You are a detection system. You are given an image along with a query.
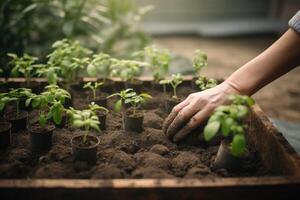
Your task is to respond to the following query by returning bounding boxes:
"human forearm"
[226,28,300,95]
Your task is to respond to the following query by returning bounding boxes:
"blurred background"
[1,0,300,145]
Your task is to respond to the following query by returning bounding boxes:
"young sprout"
[193,49,208,76]
[107,88,136,112]
[88,102,109,114]
[67,107,100,143]
[159,73,183,99]
[47,39,92,90]
[87,53,113,81]
[204,95,255,157]
[83,82,104,100]
[124,92,152,115]
[110,59,147,82]
[195,76,218,91]
[36,64,60,85]
[8,53,38,86]
[26,85,70,127]
[0,88,33,117]
[133,45,170,83]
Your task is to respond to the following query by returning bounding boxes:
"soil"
[0,84,278,179]
[72,135,99,148]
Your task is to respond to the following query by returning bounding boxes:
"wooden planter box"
[0,77,300,200]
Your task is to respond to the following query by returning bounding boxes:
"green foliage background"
[0,0,152,76]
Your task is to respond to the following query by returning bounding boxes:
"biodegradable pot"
[123,109,144,133]
[71,134,100,163]
[96,110,107,130]
[4,110,28,132]
[29,124,55,151]
[165,97,181,113]
[212,141,243,172]
[0,122,12,149]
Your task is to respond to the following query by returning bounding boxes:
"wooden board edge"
[0,177,300,189]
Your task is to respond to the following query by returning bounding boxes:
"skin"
[163,28,300,143]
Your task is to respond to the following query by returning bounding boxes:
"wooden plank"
[248,105,300,175]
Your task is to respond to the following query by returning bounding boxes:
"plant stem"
[163,85,166,95]
[173,86,177,98]
[93,89,96,100]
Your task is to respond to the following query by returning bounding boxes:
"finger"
[166,104,198,139]
[173,106,214,143]
[162,99,189,134]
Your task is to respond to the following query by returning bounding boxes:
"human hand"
[162,81,240,143]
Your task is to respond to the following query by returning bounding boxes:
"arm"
[163,12,300,143]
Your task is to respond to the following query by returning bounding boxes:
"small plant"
[87,53,113,81]
[133,45,170,83]
[107,88,136,112]
[159,73,183,98]
[110,59,147,82]
[193,50,208,76]
[83,82,104,100]
[195,76,218,91]
[88,102,109,114]
[67,107,100,143]
[8,53,38,86]
[0,88,32,117]
[47,39,92,90]
[204,95,255,157]
[26,85,71,127]
[36,64,60,85]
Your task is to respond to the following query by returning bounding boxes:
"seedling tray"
[0,77,299,200]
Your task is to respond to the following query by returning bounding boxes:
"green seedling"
[36,64,60,85]
[67,107,100,143]
[88,102,109,115]
[8,53,38,86]
[193,49,208,76]
[133,45,170,83]
[107,88,136,112]
[204,95,255,157]
[47,39,92,90]
[195,76,218,91]
[83,82,104,100]
[87,53,113,81]
[110,59,147,82]
[26,85,70,127]
[159,73,183,98]
[0,88,32,117]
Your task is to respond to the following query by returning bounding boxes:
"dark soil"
[0,84,277,179]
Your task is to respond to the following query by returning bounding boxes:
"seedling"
[83,82,104,100]
[47,39,92,90]
[88,102,109,114]
[159,73,183,98]
[36,64,60,85]
[67,107,100,143]
[133,45,170,83]
[26,85,70,127]
[0,88,32,117]
[124,92,152,116]
[107,88,136,112]
[193,50,208,76]
[195,76,218,91]
[87,53,113,81]
[204,95,255,157]
[110,59,146,82]
[8,53,38,86]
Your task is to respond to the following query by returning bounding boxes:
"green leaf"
[114,99,122,113]
[39,114,47,127]
[221,117,234,137]
[25,98,32,107]
[231,134,246,157]
[52,105,62,125]
[204,121,220,141]
[32,98,40,108]
[237,105,248,118]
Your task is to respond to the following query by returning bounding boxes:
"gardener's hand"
[162,81,239,143]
